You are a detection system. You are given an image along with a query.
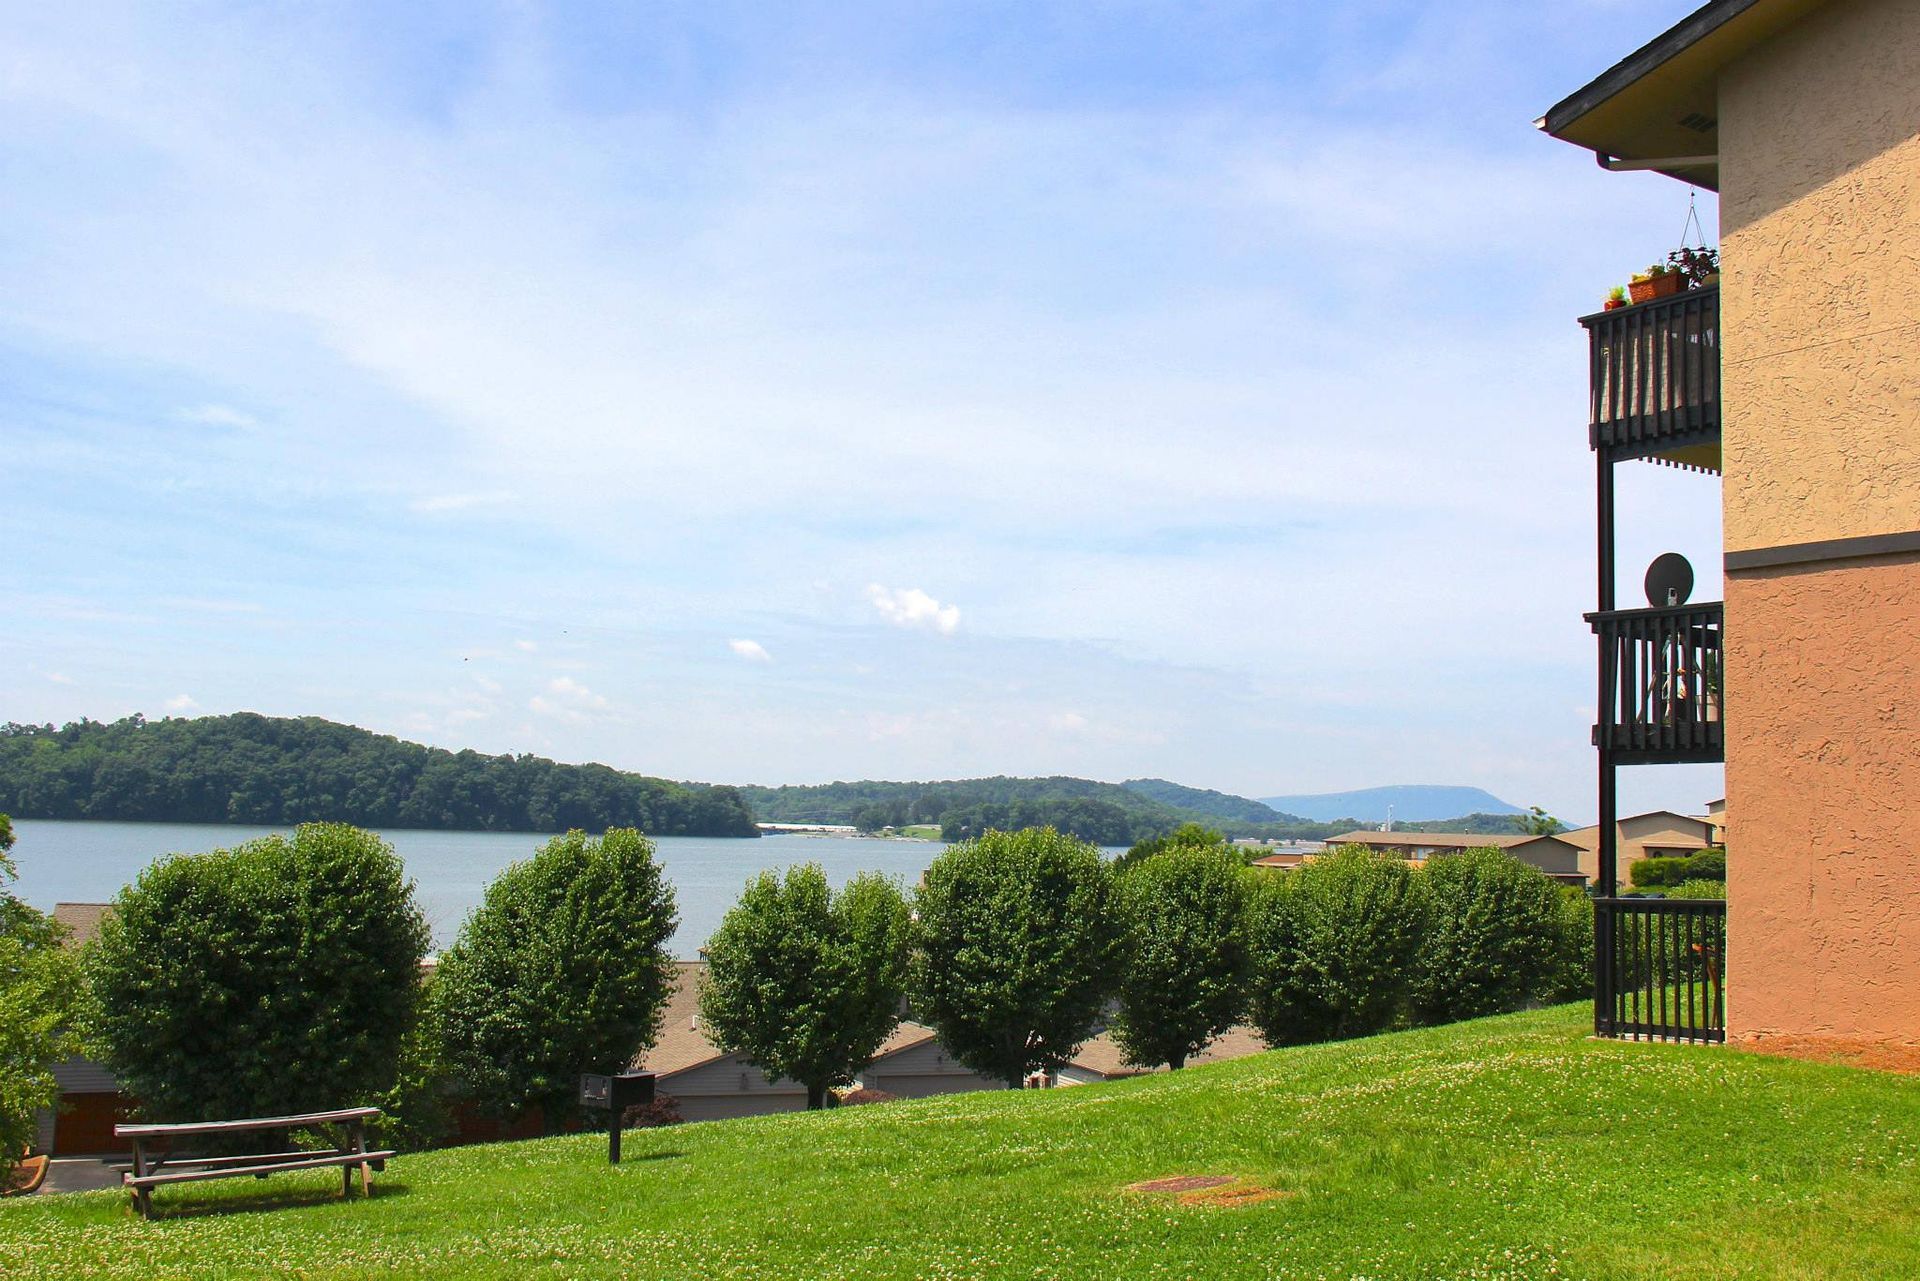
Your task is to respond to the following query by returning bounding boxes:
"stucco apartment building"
[1542,0,1920,1046]
[1559,809,1721,886]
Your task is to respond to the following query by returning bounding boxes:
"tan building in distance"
[1559,810,1720,887]
[1312,831,1589,887]
[1542,0,1920,1047]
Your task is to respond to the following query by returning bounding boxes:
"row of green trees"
[0,816,81,1189]
[2,820,1594,1173]
[0,715,759,836]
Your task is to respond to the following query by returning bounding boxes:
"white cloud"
[163,693,199,712]
[528,674,611,722]
[728,639,772,662]
[545,675,608,708]
[1047,711,1088,733]
[513,639,538,652]
[175,403,257,430]
[867,584,961,635]
[46,671,75,685]
[409,491,516,515]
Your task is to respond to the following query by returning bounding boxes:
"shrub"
[86,823,428,1124]
[0,850,80,1184]
[1246,846,1425,1045]
[623,1094,684,1127]
[1545,886,1596,1003]
[1114,822,1227,873]
[834,1087,899,1107]
[1629,856,1691,890]
[1111,844,1251,1069]
[1668,878,1726,901]
[700,866,912,1109]
[436,828,677,1129]
[1410,847,1568,1024]
[911,827,1121,1088]
[1683,848,1726,881]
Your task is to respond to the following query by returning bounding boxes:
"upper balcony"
[1579,285,1720,472]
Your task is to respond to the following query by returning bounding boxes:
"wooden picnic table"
[114,1106,393,1219]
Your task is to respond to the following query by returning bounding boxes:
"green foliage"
[436,829,678,1128]
[1683,847,1725,881]
[1246,846,1425,1045]
[1546,886,1596,1003]
[1630,848,1725,890]
[85,823,429,1124]
[1110,845,1251,1069]
[700,866,911,1108]
[0,850,80,1182]
[1668,878,1727,901]
[0,812,13,851]
[910,827,1121,1087]
[0,714,759,836]
[1515,806,1564,836]
[1113,821,1226,872]
[1409,848,1570,1024]
[376,981,454,1152]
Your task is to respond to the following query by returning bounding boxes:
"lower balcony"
[1589,601,1724,764]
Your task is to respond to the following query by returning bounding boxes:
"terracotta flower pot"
[1628,273,1685,304]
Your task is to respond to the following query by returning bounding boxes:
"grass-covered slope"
[9,1005,1920,1279]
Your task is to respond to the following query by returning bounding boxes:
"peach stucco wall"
[1724,553,1920,1043]
[1717,0,1920,553]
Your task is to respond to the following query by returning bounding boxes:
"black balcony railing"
[1581,286,1719,464]
[1589,602,1724,764]
[1595,897,1726,1042]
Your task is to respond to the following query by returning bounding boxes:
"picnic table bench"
[114,1106,393,1219]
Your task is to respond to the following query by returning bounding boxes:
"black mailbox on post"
[579,1071,655,1164]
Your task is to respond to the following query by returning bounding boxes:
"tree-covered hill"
[737,775,1312,845]
[0,714,760,837]
[1119,778,1299,825]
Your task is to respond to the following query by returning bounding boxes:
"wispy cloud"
[175,403,257,430]
[163,693,199,712]
[728,639,772,663]
[867,585,960,635]
[46,671,75,685]
[528,674,611,722]
[409,491,516,515]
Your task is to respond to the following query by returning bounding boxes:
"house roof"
[52,903,112,947]
[1535,0,1836,190]
[1324,831,1576,852]
[637,961,943,1080]
[1065,1025,1270,1078]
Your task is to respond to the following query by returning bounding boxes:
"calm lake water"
[7,820,953,958]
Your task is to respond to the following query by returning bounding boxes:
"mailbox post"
[578,1071,656,1164]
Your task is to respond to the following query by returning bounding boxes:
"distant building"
[1315,831,1588,887]
[1049,1025,1270,1086]
[1558,811,1719,887]
[42,904,130,1155]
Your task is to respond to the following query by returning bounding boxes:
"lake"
[6,820,953,958]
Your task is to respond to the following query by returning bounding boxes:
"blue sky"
[1,1,1724,822]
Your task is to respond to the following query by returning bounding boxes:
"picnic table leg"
[131,1139,151,1220]
[353,1120,372,1198]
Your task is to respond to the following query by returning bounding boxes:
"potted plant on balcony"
[1604,285,1629,311]
[1628,263,1684,304]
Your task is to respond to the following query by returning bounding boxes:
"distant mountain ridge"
[1258,785,1523,824]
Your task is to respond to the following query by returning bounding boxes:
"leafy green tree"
[1111,844,1251,1069]
[0,849,80,1184]
[1409,847,1568,1025]
[436,828,678,1128]
[0,813,14,851]
[700,866,911,1109]
[911,827,1121,1088]
[1113,821,1226,872]
[1246,846,1426,1045]
[85,823,429,1122]
[1515,806,1563,836]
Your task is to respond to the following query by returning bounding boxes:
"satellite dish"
[1644,553,1695,608]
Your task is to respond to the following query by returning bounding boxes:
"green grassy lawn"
[8,1004,1920,1279]
[894,824,943,840]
